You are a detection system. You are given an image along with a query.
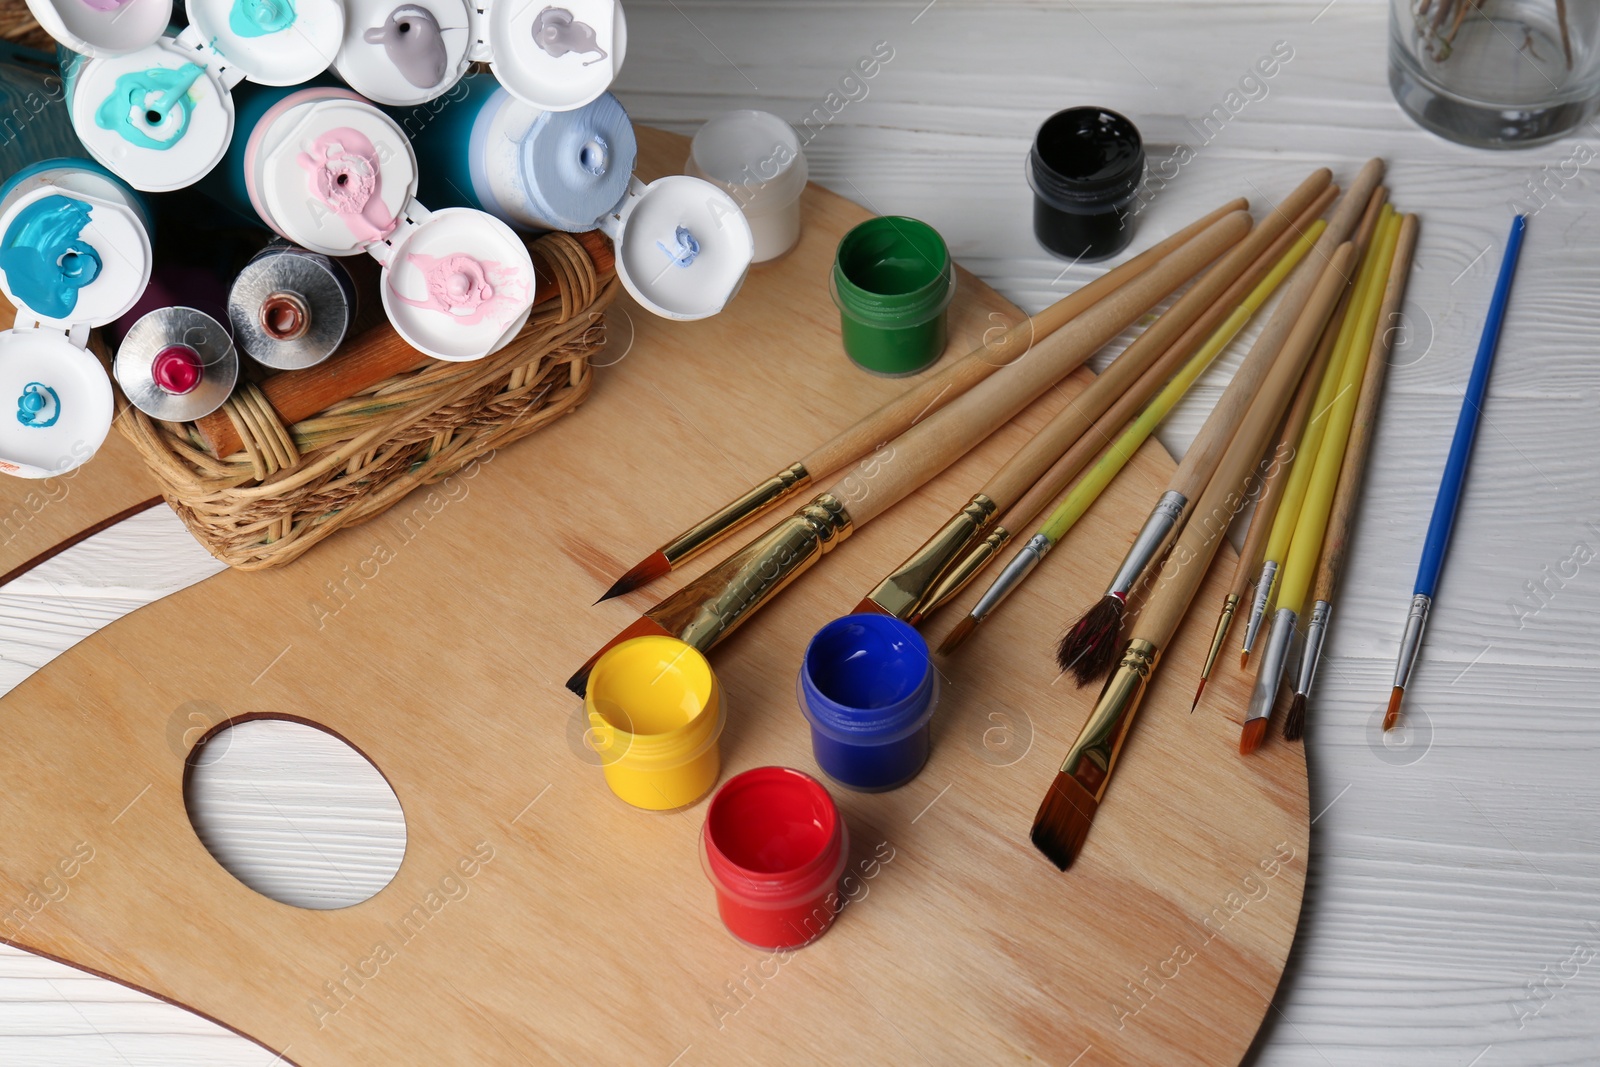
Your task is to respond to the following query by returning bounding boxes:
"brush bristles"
[1282,694,1307,741]
[1030,772,1099,871]
[1189,679,1207,715]
[1239,718,1268,755]
[1239,649,1250,669]
[1384,687,1405,731]
[1056,597,1124,685]
[596,551,671,604]
[937,616,978,656]
[851,597,894,618]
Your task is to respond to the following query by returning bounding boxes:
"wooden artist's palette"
[0,128,1309,1065]
[0,299,160,581]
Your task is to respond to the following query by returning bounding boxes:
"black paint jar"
[1028,107,1146,262]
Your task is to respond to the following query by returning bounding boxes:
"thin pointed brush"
[1240,185,1390,667]
[940,216,1324,656]
[1285,214,1419,742]
[596,199,1249,602]
[1386,215,1527,730]
[566,213,1255,695]
[1241,209,1402,754]
[1055,160,1386,686]
[857,173,1335,624]
[1032,239,1360,870]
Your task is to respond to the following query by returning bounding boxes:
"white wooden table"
[5,1,1600,1063]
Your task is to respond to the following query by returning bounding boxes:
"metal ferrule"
[1242,559,1280,656]
[1246,608,1298,724]
[1060,638,1160,803]
[863,494,999,620]
[1106,490,1187,599]
[645,492,852,652]
[910,525,1015,625]
[967,532,1052,624]
[1294,599,1332,699]
[661,462,811,567]
[1201,593,1240,684]
[1392,593,1432,693]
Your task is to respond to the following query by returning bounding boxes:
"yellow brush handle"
[1039,221,1325,546]
[1277,210,1404,615]
[1261,203,1396,586]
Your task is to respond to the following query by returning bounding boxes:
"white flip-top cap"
[488,0,626,112]
[334,0,474,106]
[379,206,536,361]
[0,329,114,478]
[23,0,171,58]
[603,174,753,321]
[68,41,235,193]
[185,0,346,86]
[0,167,154,330]
[255,96,419,256]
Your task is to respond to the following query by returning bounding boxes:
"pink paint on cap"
[151,344,202,394]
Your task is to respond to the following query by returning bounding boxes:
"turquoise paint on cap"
[831,215,955,377]
[0,196,102,320]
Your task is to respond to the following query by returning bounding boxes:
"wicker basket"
[119,232,618,569]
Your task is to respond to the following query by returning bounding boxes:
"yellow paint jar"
[584,636,725,811]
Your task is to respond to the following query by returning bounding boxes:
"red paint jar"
[700,767,849,950]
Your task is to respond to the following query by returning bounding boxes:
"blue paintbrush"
[1386,214,1527,730]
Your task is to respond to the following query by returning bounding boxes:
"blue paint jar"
[798,614,939,792]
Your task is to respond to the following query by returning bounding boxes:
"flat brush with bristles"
[939,196,1335,655]
[1285,214,1419,742]
[1032,234,1364,870]
[1242,208,1402,754]
[854,174,1336,624]
[1200,185,1388,711]
[1056,160,1387,687]
[594,199,1249,603]
[1386,215,1526,731]
[567,212,1255,695]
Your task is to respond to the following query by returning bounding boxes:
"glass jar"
[1390,0,1600,148]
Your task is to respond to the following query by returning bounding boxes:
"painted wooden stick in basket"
[194,230,615,458]
[595,197,1252,602]
[566,209,1253,695]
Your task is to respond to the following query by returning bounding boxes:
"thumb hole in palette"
[183,717,408,910]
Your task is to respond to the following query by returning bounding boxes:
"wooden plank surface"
[0,126,1308,1065]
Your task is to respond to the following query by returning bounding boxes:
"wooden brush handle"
[1135,242,1357,648]
[800,198,1249,478]
[195,230,614,457]
[1006,181,1338,536]
[825,211,1252,527]
[978,171,1331,513]
[1165,160,1384,504]
[1227,183,1388,598]
[1312,214,1419,604]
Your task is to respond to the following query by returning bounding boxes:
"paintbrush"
[1387,215,1527,731]
[1030,240,1359,870]
[565,211,1253,696]
[1285,213,1420,741]
[1239,187,1390,667]
[1240,208,1401,754]
[1190,187,1383,711]
[855,173,1333,623]
[596,199,1249,603]
[1055,160,1385,686]
[938,217,1325,655]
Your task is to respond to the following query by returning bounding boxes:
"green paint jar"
[831,216,955,377]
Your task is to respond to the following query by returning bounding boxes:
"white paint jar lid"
[0,164,153,329]
[185,0,346,86]
[379,206,536,361]
[0,329,113,478]
[333,0,475,107]
[22,0,171,58]
[68,41,236,193]
[604,174,753,321]
[253,95,419,256]
[487,0,627,113]
[686,110,807,263]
